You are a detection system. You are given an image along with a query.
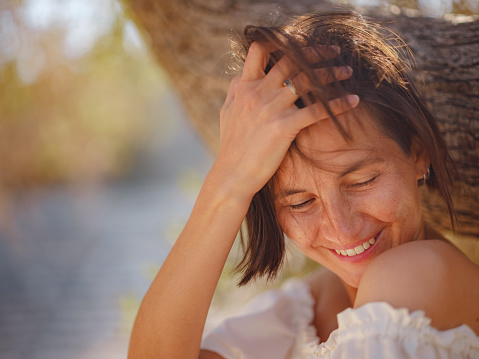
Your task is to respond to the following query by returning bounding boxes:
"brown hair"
[231,10,457,286]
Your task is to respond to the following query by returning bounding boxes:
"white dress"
[201,279,479,359]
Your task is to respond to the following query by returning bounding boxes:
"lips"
[330,230,382,262]
[335,235,377,257]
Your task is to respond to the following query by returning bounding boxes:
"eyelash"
[351,176,377,188]
[289,176,378,210]
[290,199,314,210]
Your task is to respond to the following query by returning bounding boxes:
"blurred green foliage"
[0,0,167,188]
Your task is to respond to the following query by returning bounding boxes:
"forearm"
[128,165,252,359]
[127,41,358,358]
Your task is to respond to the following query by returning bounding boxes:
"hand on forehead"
[294,105,379,155]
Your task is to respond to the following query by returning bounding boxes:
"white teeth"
[354,244,365,254]
[335,235,377,257]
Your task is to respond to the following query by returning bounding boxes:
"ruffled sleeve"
[311,302,479,359]
[201,279,319,359]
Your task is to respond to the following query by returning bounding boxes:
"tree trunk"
[126,0,478,239]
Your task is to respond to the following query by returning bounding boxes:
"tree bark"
[126,0,478,239]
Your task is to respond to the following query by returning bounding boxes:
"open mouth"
[334,233,380,257]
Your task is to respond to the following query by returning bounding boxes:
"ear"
[411,138,430,181]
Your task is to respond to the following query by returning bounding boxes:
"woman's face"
[274,109,429,288]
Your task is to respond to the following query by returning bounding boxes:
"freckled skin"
[275,108,429,289]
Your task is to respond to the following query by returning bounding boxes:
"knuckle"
[304,47,323,63]
[293,73,310,94]
[268,117,286,137]
[277,55,293,71]
[314,68,334,85]
[244,87,262,108]
[248,41,263,55]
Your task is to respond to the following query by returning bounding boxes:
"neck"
[424,221,447,241]
[341,281,358,305]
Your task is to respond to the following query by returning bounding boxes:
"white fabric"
[201,279,479,359]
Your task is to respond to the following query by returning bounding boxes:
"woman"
[128,11,479,358]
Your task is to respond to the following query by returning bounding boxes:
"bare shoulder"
[361,239,477,275]
[355,239,479,334]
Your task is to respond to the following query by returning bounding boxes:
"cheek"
[366,173,421,224]
[276,171,422,248]
[277,211,319,249]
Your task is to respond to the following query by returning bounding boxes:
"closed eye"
[350,176,377,188]
[291,198,315,210]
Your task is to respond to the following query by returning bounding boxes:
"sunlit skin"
[128,34,479,358]
[274,107,430,292]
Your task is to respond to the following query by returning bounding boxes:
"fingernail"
[331,45,341,54]
[342,66,353,75]
[348,94,359,106]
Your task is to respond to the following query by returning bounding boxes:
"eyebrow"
[339,157,385,177]
[274,189,308,201]
[274,156,385,201]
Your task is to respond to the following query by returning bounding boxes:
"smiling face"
[274,108,430,288]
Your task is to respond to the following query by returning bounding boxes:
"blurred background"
[0,1,214,358]
[0,0,477,358]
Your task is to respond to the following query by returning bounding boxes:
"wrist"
[202,160,256,210]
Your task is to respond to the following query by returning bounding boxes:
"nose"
[319,193,362,246]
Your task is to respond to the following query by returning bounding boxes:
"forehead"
[295,107,382,156]
[276,108,403,181]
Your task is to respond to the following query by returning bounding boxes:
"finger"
[265,45,341,87]
[266,54,297,85]
[273,66,353,107]
[287,94,360,130]
[242,42,277,82]
[302,45,341,62]
[292,66,353,95]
